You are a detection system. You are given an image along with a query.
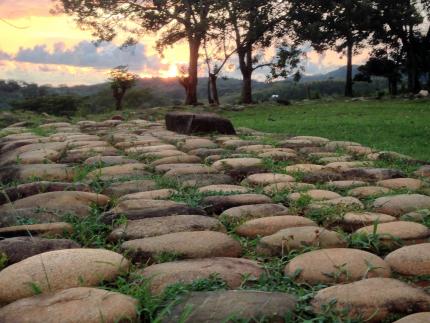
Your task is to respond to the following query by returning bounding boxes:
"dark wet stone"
[0,237,80,265]
[0,182,90,205]
[342,168,406,181]
[166,112,236,135]
[163,290,296,323]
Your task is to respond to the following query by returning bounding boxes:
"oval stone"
[355,221,430,246]
[163,290,296,323]
[258,227,347,256]
[236,215,316,238]
[0,237,80,264]
[312,278,430,322]
[121,231,242,262]
[0,191,109,218]
[221,203,289,224]
[198,184,249,194]
[109,214,225,241]
[393,312,430,323]
[288,189,341,202]
[337,212,396,232]
[377,178,424,190]
[140,257,263,294]
[348,186,391,198]
[0,248,129,304]
[212,158,264,172]
[0,287,138,323]
[243,173,295,186]
[285,248,391,284]
[385,243,430,276]
[373,194,430,216]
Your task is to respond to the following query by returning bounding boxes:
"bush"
[11,95,81,117]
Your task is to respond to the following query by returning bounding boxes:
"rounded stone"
[164,165,217,177]
[285,248,391,284]
[385,243,430,276]
[263,182,315,195]
[150,155,201,167]
[393,313,430,323]
[236,215,316,238]
[288,189,341,202]
[324,161,372,172]
[126,144,176,154]
[121,231,242,262]
[140,257,263,294]
[285,164,323,173]
[327,180,367,189]
[0,287,138,323]
[179,138,217,151]
[0,248,129,304]
[0,222,74,238]
[258,150,297,161]
[109,214,225,241]
[163,290,296,323]
[102,179,157,198]
[348,186,391,198]
[236,144,274,153]
[221,203,289,224]
[291,136,330,144]
[212,158,264,171]
[155,163,201,173]
[355,221,430,246]
[258,226,347,256]
[203,194,272,214]
[415,165,430,178]
[243,173,295,186]
[377,178,424,190]
[118,189,176,202]
[87,163,148,180]
[0,237,80,264]
[373,194,430,216]
[307,197,364,213]
[312,278,430,322]
[103,199,205,223]
[83,155,138,166]
[198,184,249,194]
[337,212,396,232]
[0,191,109,218]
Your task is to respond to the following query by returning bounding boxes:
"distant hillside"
[301,65,360,82]
[0,66,388,112]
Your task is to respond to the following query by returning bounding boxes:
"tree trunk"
[238,48,254,104]
[112,87,124,111]
[186,39,200,105]
[345,40,354,97]
[209,74,219,105]
[427,72,430,90]
[406,47,421,93]
[241,73,253,104]
[388,77,398,96]
[207,76,214,104]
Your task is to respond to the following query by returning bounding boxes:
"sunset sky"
[0,0,369,86]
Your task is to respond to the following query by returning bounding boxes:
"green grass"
[221,99,430,161]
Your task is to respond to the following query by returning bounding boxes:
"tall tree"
[372,0,430,93]
[55,0,214,105]
[290,0,376,97]
[354,50,402,95]
[219,0,289,104]
[108,66,138,111]
[203,29,236,105]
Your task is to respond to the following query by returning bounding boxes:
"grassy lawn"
[221,99,430,161]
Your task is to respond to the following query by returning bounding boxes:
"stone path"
[0,116,429,322]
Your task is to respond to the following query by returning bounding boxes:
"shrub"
[11,95,81,117]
